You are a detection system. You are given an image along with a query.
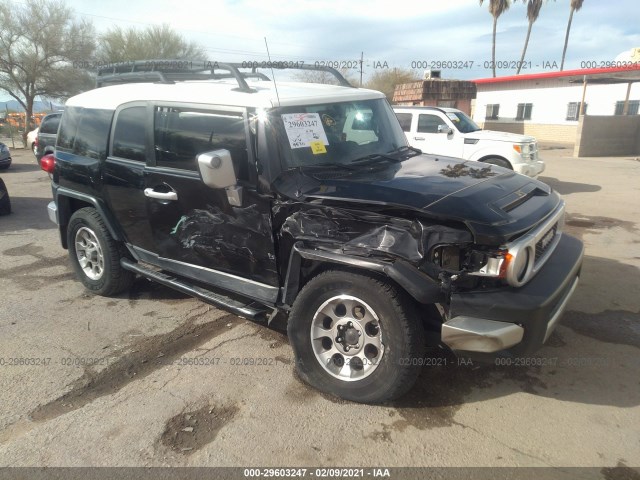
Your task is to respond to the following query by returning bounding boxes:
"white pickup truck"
[393,106,545,177]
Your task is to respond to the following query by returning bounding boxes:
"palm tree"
[479,0,512,77]
[560,0,585,71]
[517,0,546,74]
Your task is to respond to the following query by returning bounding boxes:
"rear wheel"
[288,270,425,403]
[483,157,512,169]
[67,207,134,296]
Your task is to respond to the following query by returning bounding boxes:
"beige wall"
[480,122,577,144]
[574,115,640,157]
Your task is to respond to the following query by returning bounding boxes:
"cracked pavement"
[0,147,639,468]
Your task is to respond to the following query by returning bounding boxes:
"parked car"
[27,127,39,156]
[0,176,10,215]
[44,61,583,403]
[35,112,62,164]
[0,142,12,170]
[393,106,545,177]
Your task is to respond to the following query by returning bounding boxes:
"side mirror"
[197,149,237,189]
[438,125,453,135]
[197,149,242,206]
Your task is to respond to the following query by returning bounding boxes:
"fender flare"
[281,242,443,307]
[54,186,124,248]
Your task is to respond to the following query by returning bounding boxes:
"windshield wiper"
[351,146,421,165]
[386,146,422,157]
[350,153,400,165]
[297,162,357,171]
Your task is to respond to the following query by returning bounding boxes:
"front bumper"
[442,233,583,359]
[0,155,11,168]
[513,159,545,177]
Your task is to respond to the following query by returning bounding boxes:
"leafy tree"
[560,0,585,71]
[0,0,95,144]
[518,0,549,74]
[97,24,206,63]
[479,0,512,77]
[364,68,419,102]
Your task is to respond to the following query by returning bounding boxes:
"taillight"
[41,154,56,174]
[34,137,38,147]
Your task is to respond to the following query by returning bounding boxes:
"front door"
[412,113,464,158]
[143,104,279,302]
[104,102,280,303]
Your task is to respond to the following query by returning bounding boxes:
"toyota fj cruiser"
[45,62,583,403]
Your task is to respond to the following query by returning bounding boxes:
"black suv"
[45,62,583,403]
[35,112,62,165]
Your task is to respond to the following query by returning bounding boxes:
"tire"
[288,270,426,403]
[67,207,134,296]
[0,178,11,215]
[483,157,512,169]
[0,163,9,171]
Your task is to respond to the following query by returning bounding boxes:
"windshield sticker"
[310,141,327,155]
[446,112,460,122]
[281,113,329,149]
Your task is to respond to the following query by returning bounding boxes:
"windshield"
[445,110,481,134]
[269,99,411,169]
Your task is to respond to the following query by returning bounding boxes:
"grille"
[535,222,558,262]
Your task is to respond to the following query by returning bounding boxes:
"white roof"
[66,78,385,110]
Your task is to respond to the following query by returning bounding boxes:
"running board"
[120,258,269,320]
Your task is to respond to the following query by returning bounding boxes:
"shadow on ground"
[538,176,602,195]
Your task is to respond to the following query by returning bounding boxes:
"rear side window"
[112,106,147,162]
[57,108,81,150]
[154,107,248,178]
[395,113,412,132]
[40,114,61,134]
[56,108,113,160]
[73,110,113,160]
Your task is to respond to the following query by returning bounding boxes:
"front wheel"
[67,207,134,296]
[288,270,425,403]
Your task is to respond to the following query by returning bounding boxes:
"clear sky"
[2,0,639,102]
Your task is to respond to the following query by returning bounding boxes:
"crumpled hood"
[273,154,560,245]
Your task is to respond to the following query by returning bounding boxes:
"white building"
[472,65,640,155]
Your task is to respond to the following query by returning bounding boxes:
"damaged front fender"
[275,202,472,306]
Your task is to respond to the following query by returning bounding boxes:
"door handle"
[144,188,178,201]
[414,136,425,141]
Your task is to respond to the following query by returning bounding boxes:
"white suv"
[393,106,545,177]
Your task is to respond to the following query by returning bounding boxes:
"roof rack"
[95,60,354,90]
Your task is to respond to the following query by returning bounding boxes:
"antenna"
[264,37,281,105]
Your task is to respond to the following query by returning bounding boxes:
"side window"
[566,102,587,121]
[73,109,113,160]
[614,100,639,116]
[57,108,81,150]
[40,114,61,134]
[485,104,500,120]
[417,114,445,134]
[154,107,249,179]
[395,113,412,132]
[516,103,533,121]
[112,106,147,162]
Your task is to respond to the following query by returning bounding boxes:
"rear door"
[103,103,157,252]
